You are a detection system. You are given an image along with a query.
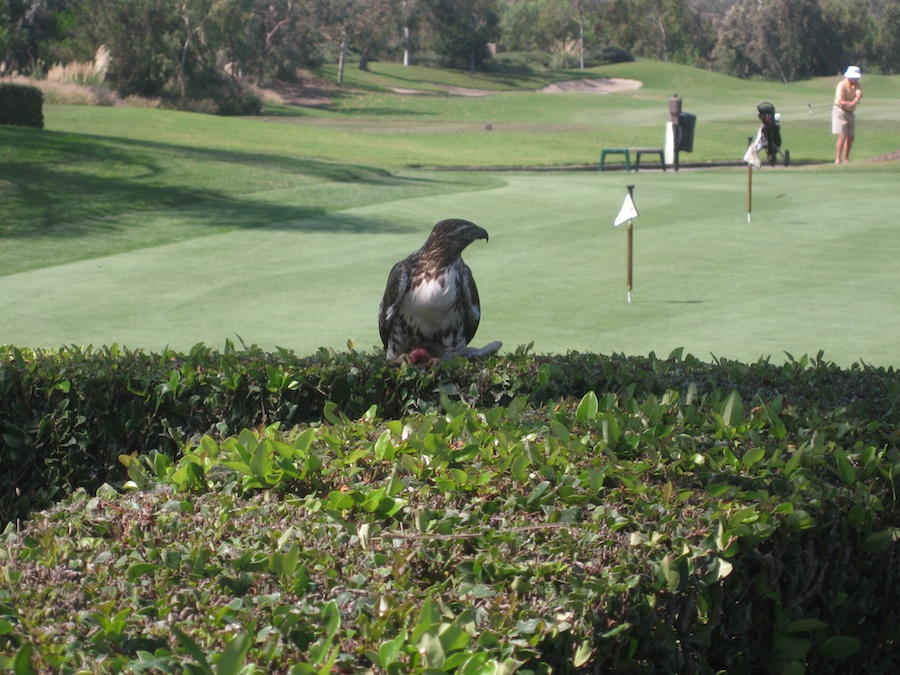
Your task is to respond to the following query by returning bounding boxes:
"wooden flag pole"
[747,136,753,224]
[627,220,633,303]
[626,184,635,303]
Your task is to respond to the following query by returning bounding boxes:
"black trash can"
[678,112,696,152]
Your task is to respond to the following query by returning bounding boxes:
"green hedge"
[0,83,44,129]
[0,343,897,672]
[1,343,896,529]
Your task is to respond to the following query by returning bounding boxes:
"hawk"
[379,218,502,363]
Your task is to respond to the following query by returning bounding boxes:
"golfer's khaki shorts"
[833,106,855,135]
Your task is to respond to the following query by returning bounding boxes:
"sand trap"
[537,78,642,94]
[392,77,642,97]
[270,76,644,106]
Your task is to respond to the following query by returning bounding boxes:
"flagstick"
[626,184,634,303]
[613,184,638,303]
[627,220,633,303]
[747,136,753,224]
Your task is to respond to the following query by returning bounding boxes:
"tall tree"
[204,0,255,80]
[713,0,761,78]
[316,0,362,85]
[171,0,214,99]
[2,0,64,75]
[820,0,875,74]
[875,0,900,73]
[571,0,589,68]
[758,0,832,82]
[631,0,712,64]
[63,0,177,97]
[715,0,835,81]
[401,0,422,65]
[0,1,10,72]
[353,0,402,71]
[244,0,320,83]
[425,0,498,71]
[597,0,713,66]
[498,0,550,52]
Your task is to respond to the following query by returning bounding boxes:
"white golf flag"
[743,129,763,169]
[614,192,639,227]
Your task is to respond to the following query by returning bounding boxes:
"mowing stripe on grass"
[2,169,897,366]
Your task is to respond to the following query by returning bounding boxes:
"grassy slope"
[1,61,899,365]
[303,61,900,164]
[1,62,898,673]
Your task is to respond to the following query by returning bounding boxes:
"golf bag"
[756,102,790,166]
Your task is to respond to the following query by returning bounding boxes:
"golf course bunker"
[393,78,642,97]
[538,78,642,94]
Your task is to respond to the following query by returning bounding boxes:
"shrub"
[1,343,897,528]
[487,50,552,73]
[0,344,897,672]
[549,39,581,70]
[0,82,44,128]
[486,46,634,73]
[23,79,118,106]
[166,77,263,116]
[46,46,112,87]
[585,46,635,66]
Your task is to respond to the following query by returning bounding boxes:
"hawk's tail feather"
[460,341,503,358]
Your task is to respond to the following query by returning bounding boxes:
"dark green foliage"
[0,83,43,128]
[486,47,634,75]
[0,346,900,675]
[425,0,500,72]
[59,0,176,98]
[587,45,636,66]
[1,344,898,671]
[0,343,896,526]
[486,50,552,74]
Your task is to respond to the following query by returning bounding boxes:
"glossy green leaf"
[574,638,593,667]
[378,633,405,667]
[216,631,253,675]
[834,451,856,485]
[173,626,212,672]
[821,635,862,659]
[742,446,765,469]
[786,619,829,633]
[12,643,35,675]
[722,390,743,428]
[576,391,599,423]
[374,430,395,460]
[322,599,340,641]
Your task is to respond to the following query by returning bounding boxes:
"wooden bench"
[599,147,666,172]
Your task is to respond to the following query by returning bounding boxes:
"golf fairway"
[2,168,897,367]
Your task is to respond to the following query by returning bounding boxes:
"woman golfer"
[833,66,862,163]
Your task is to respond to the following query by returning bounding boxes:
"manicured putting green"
[2,167,897,367]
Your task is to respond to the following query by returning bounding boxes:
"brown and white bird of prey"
[379,218,502,363]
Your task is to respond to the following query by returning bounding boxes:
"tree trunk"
[578,4,585,69]
[179,15,192,99]
[655,13,668,62]
[403,25,410,66]
[337,28,348,86]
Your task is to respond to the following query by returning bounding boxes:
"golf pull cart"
[756,102,790,166]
